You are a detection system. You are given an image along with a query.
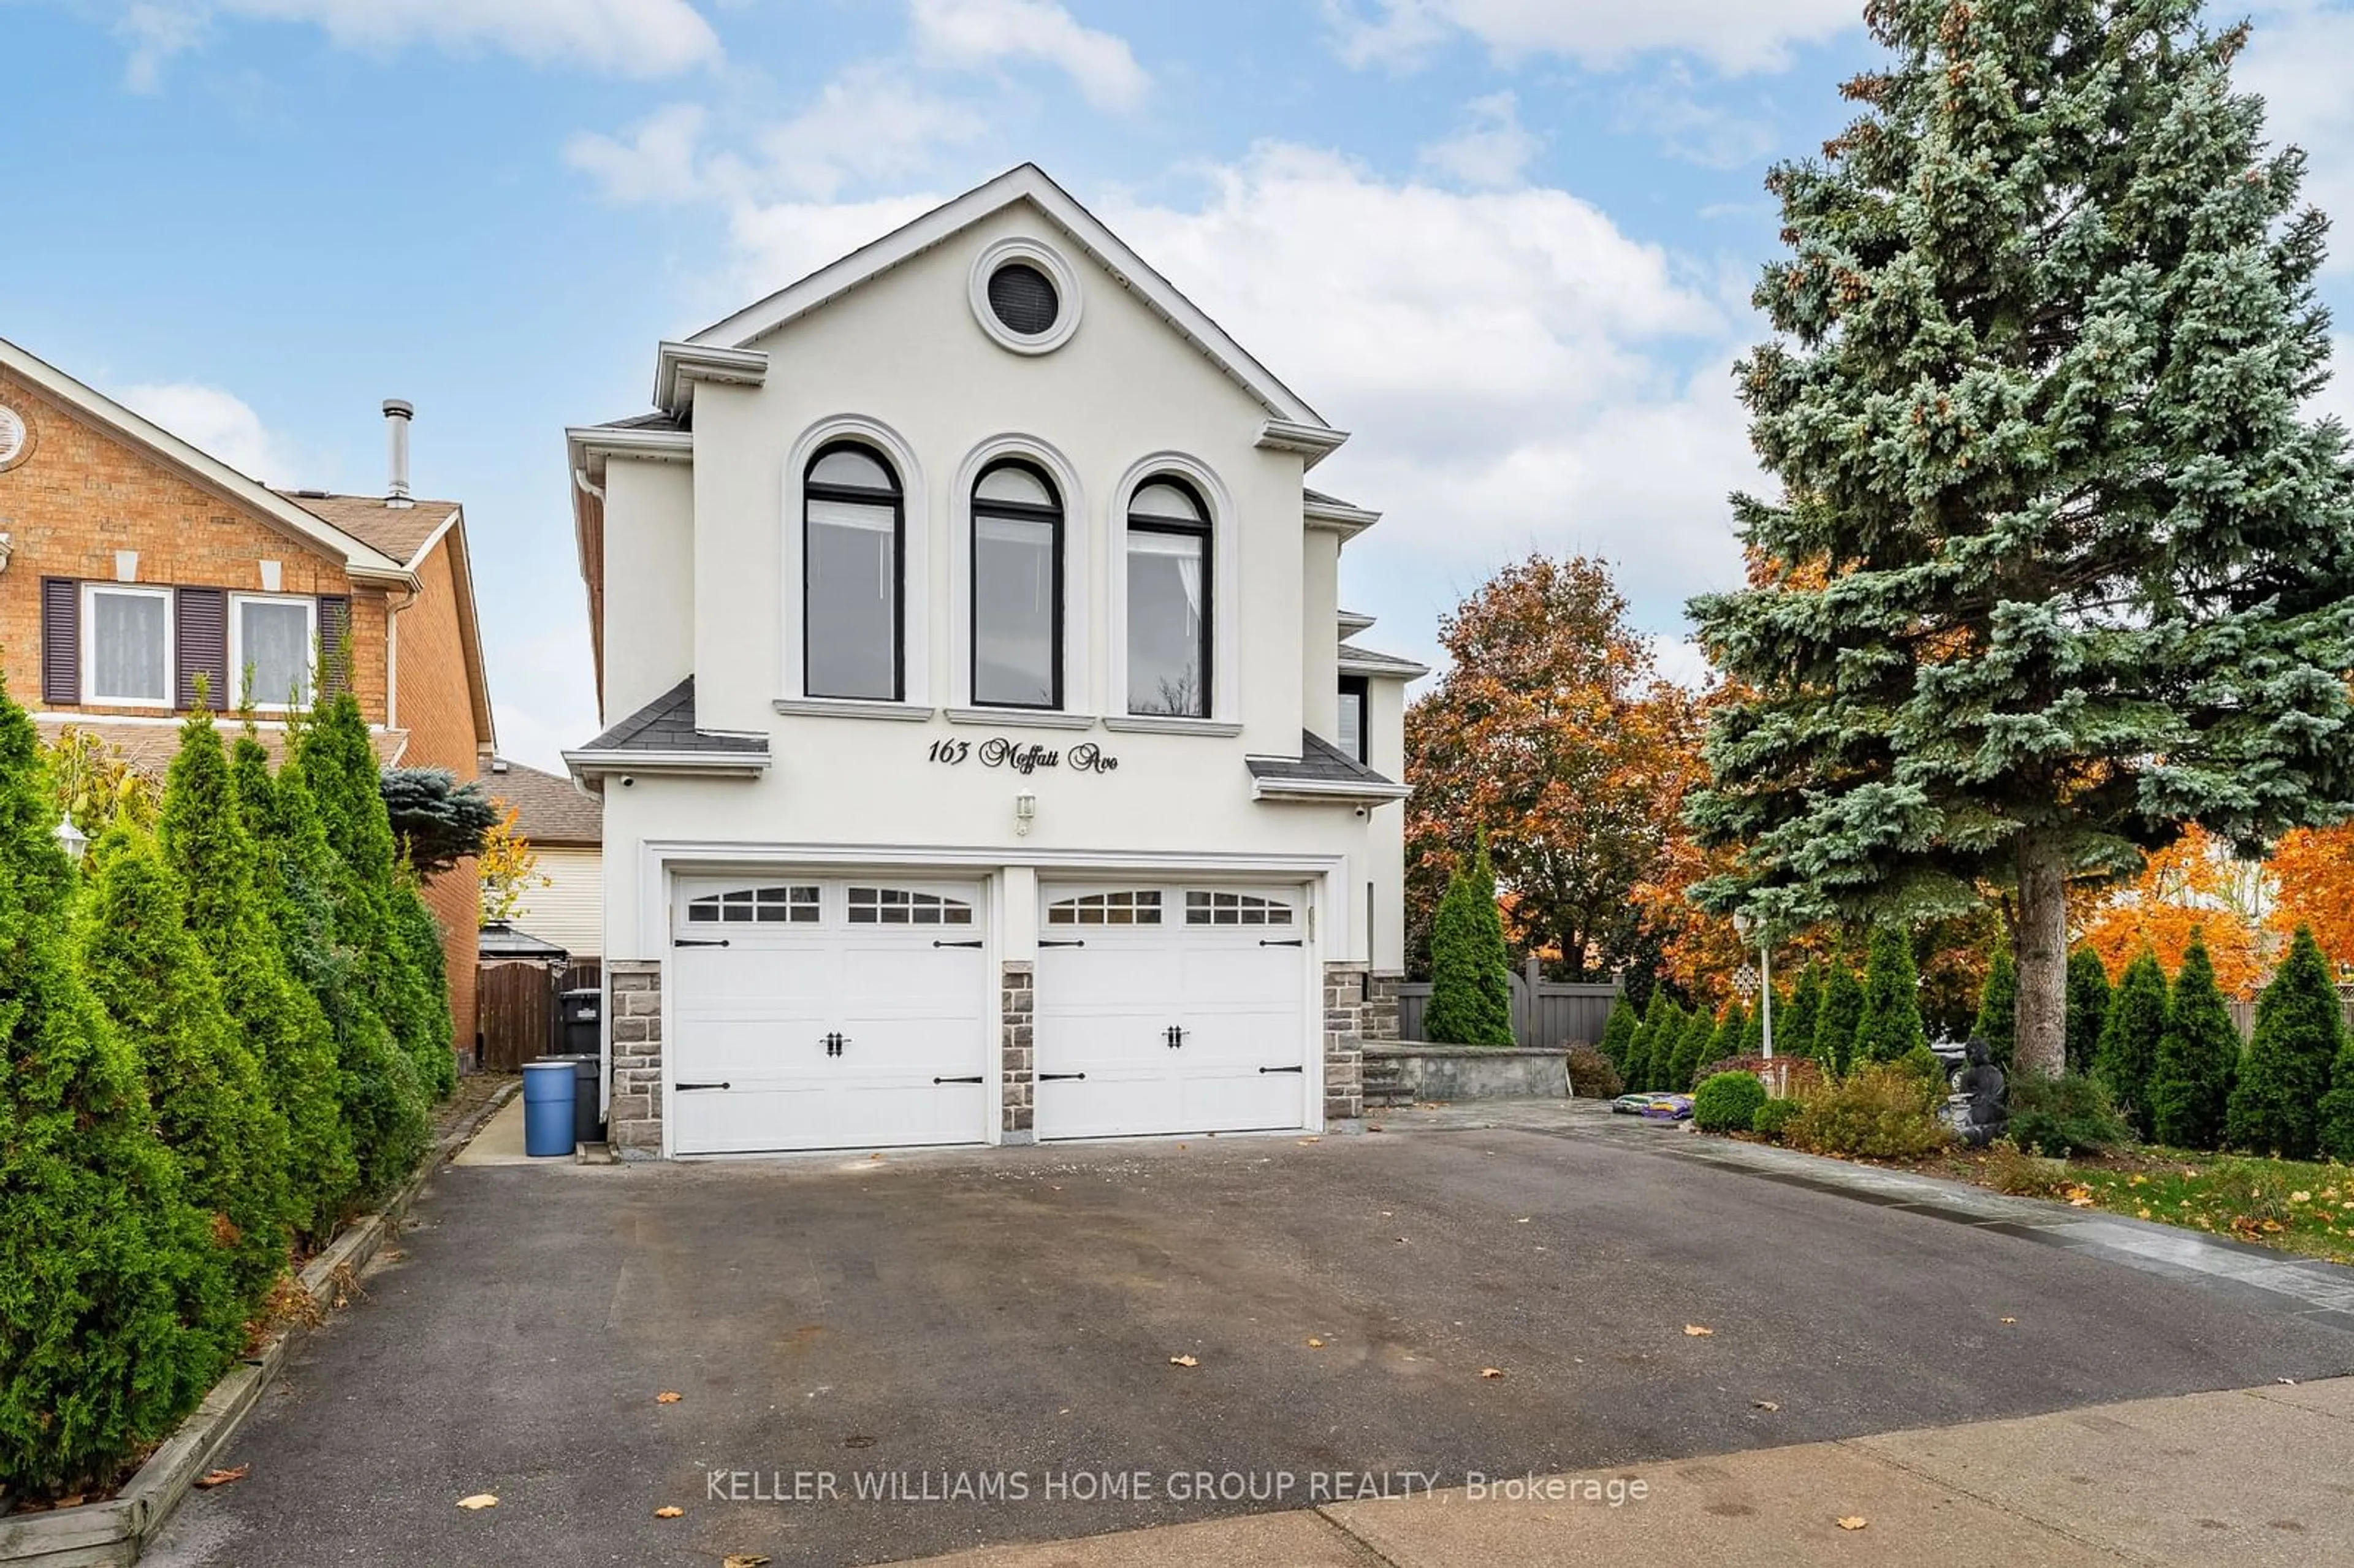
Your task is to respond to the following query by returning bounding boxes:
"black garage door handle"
[676,1081,731,1090]
[1038,1071,1086,1081]
[1259,1065,1305,1075]
[934,1075,986,1084]
[676,937,729,948]
[933,939,985,948]
[1260,938,1304,947]
[1038,939,1086,948]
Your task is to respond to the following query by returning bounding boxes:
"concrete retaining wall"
[1365,1043,1569,1102]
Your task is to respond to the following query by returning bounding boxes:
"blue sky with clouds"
[6,0,2352,769]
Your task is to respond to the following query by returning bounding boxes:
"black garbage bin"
[535,1054,605,1146]
[560,988,601,1057]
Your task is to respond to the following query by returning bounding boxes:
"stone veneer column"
[608,959,665,1158]
[1364,972,1403,1042]
[1002,961,1036,1144]
[1322,963,1366,1131]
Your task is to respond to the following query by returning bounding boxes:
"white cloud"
[118,0,719,83]
[565,104,726,205]
[1616,64,1780,169]
[1418,91,1541,188]
[115,381,299,485]
[1323,0,1861,77]
[2241,2,2354,273]
[907,0,1148,110]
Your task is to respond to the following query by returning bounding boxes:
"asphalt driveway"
[148,1113,2354,1568]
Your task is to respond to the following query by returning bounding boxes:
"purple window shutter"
[318,595,352,698]
[175,587,229,710]
[40,578,79,704]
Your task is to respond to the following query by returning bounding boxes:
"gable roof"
[682,164,1343,441]
[1247,730,1412,804]
[0,333,413,583]
[279,490,462,568]
[484,756,601,847]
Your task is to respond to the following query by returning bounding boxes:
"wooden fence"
[476,958,604,1073]
[2225,989,2354,1044]
[1397,960,1621,1048]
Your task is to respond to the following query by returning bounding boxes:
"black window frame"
[802,440,905,703]
[1124,476,1214,720]
[1338,674,1370,764]
[969,458,1064,711]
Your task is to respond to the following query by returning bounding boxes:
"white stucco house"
[563,164,1426,1159]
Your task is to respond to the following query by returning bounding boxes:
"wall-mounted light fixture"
[1015,790,1037,837]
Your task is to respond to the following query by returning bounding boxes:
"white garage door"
[1032,884,1311,1141]
[668,878,989,1155]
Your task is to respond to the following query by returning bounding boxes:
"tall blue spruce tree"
[1686,0,2354,1078]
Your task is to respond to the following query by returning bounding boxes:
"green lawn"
[1948,1145,2354,1267]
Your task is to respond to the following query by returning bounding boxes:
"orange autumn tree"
[2078,826,2266,998]
[1404,554,1704,981]
[2268,823,2354,976]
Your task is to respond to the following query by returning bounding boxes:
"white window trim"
[229,592,319,712]
[948,434,1091,717]
[81,583,174,709]
[1107,452,1236,727]
[781,414,929,709]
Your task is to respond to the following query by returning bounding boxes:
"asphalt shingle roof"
[1338,641,1430,677]
[276,491,459,566]
[484,757,601,845]
[1246,730,1403,790]
[577,677,768,755]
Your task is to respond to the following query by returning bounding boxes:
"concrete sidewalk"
[881,1377,2354,1567]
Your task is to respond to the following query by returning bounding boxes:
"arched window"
[804,443,902,701]
[971,460,1062,709]
[1126,478,1210,717]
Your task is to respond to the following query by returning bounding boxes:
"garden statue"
[1941,1035,2008,1147]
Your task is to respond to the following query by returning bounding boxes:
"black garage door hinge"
[1038,1071,1087,1081]
[675,937,729,948]
[676,1081,731,1090]
[1038,938,1086,948]
[1259,1065,1305,1075]
[932,938,985,948]
[1259,938,1305,947]
[933,1075,986,1084]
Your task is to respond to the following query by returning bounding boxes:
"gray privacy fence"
[2224,988,2354,1043]
[1397,960,1622,1048]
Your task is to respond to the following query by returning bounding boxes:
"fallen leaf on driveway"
[2000,1317,2017,1325]
[2279,1377,2299,1386]
[1169,1355,1199,1368]
[1306,1338,1326,1349]
[194,1465,249,1489]
[655,1391,683,1404]
[1837,1516,1868,1531]
[723,1556,773,1567]
[456,1494,498,1511]
[655,1505,684,1518]
[1753,1400,1779,1411]
[1299,1136,1320,1144]
[1480,1368,1504,1379]
[1683,1325,1715,1338]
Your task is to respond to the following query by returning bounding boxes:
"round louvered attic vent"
[987,262,1059,337]
[968,237,1082,355]
[0,406,26,471]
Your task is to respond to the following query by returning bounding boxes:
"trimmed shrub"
[1975,942,2017,1073]
[1813,956,1865,1075]
[1666,1004,1716,1092]
[1598,994,1639,1070]
[0,672,224,1495]
[1422,837,1513,1046]
[2095,951,2169,1140]
[1694,1071,1769,1132]
[2064,947,2111,1076]
[1750,1095,1804,1141]
[1566,1046,1623,1100]
[1780,961,1823,1064]
[1896,1044,1949,1091]
[392,880,457,1100]
[1855,924,1927,1064]
[2149,938,2238,1151]
[2231,926,2347,1159]
[166,714,357,1233]
[1628,992,1680,1092]
[1786,1065,1952,1160]
[2006,1073,2133,1158]
[1981,1141,2073,1197]
[77,826,292,1313]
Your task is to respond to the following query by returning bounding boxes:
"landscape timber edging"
[0,1078,522,1567]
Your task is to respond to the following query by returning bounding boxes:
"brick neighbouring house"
[0,333,497,1060]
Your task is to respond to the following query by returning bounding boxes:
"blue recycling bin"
[522,1060,577,1157]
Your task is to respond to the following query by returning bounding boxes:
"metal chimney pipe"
[383,398,414,505]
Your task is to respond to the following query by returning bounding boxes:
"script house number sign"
[926,736,1119,775]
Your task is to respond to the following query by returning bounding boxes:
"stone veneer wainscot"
[609,959,664,1156]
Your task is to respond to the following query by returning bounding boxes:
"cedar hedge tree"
[1599,994,1639,1070]
[0,672,225,1496]
[164,710,360,1232]
[1781,960,1824,1064]
[2097,951,2171,1141]
[1629,992,1680,1090]
[1813,955,1865,1076]
[2234,926,2348,1159]
[1975,943,2018,1073]
[2320,1018,2354,1165]
[1683,0,2354,1081]
[1739,995,1767,1054]
[78,824,293,1316]
[1855,926,1927,1065]
[2065,947,2112,1077]
[1667,1003,1716,1092]
[1710,1002,1748,1064]
[1422,835,1514,1047]
[2149,938,2240,1149]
